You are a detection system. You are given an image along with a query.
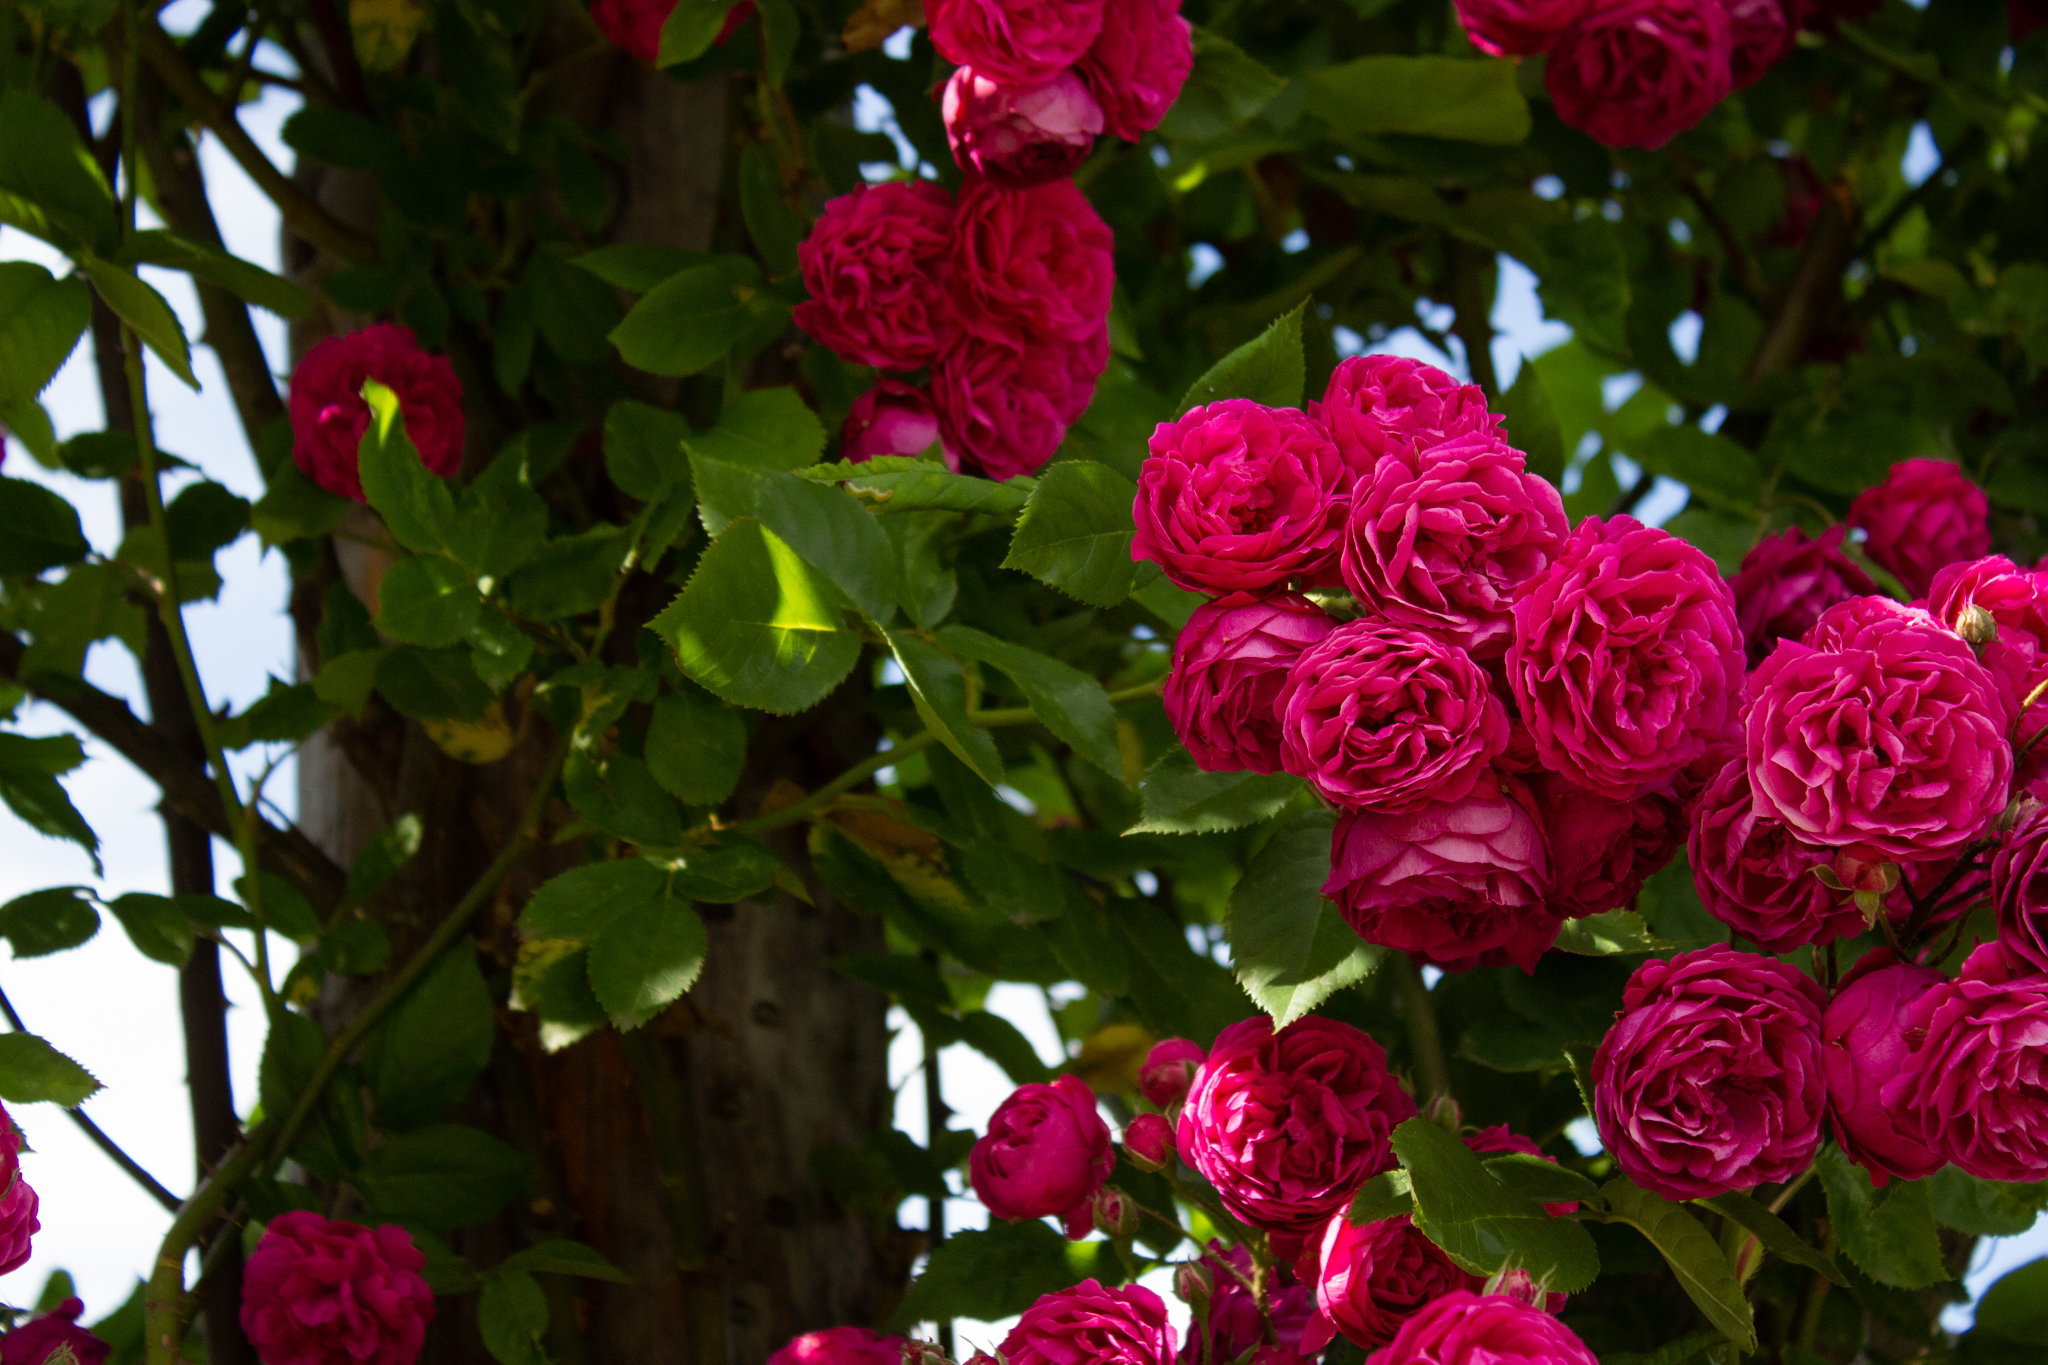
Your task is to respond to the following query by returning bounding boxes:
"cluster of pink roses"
[1453,0,1875,149]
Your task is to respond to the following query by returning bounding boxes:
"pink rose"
[1996,802,2048,974]
[949,178,1114,348]
[1310,356,1502,478]
[1298,1215,1470,1352]
[1822,949,1948,1187]
[0,1108,35,1278]
[1725,0,1795,88]
[1077,0,1194,140]
[289,324,464,503]
[1452,0,1592,54]
[1592,946,1828,1200]
[1277,621,1508,813]
[1325,781,1558,974]
[1164,594,1334,774]
[969,1074,1114,1239]
[1927,554,2048,744]
[1338,431,1569,660]
[1180,1243,1312,1364]
[1688,757,1867,951]
[795,181,960,371]
[931,328,1105,482]
[239,1212,436,1365]
[766,1328,908,1365]
[1747,598,2012,860]
[1176,1016,1416,1233]
[1122,1112,1176,1170]
[1545,0,1735,149]
[1508,516,1745,800]
[0,1300,108,1365]
[928,0,1106,88]
[1529,771,1684,921]
[1728,525,1877,671]
[841,381,946,464]
[1846,458,1991,598]
[1138,1037,1208,1107]
[943,68,1104,188]
[588,0,753,64]
[998,1282,1176,1365]
[1131,401,1351,594]
[1365,1291,1598,1365]
[1886,943,2048,1182]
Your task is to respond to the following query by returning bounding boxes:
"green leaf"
[505,527,631,622]
[1927,1165,2048,1237]
[1552,910,1689,956]
[500,1240,632,1283]
[1128,749,1302,835]
[651,519,862,714]
[511,939,608,1052]
[1975,1258,2048,1345]
[1226,810,1382,1026]
[953,1010,1050,1085]
[888,1220,1083,1330]
[251,461,350,546]
[570,243,703,293]
[935,626,1124,782]
[0,733,97,868]
[214,678,340,752]
[77,256,196,389]
[1178,302,1306,415]
[376,647,495,721]
[604,399,693,502]
[0,886,98,957]
[0,93,119,255]
[233,872,322,943]
[446,446,550,582]
[102,892,197,966]
[1534,219,1631,357]
[644,689,747,807]
[357,379,455,553]
[687,387,826,472]
[587,896,709,1029]
[1633,426,1763,510]
[1349,1169,1415,1224]
[797,458,1035,517]
[1001,461,1141,608]
[1306,55,1531,145]
[477,1268,548,1365]
[563,748,684,848]
[1395,1118,1601,1294]
[692,454,899,622]
[1156,27,1285,142]
[0,396,56,467]
[1699,1190,1849,1286]
[670,836,780,902]
[435,4,520,151]
[657,0,740,66]
[608,261,768,376]
[1500,360,1567,487]
[1599,1178,1757,1352]
[165,481,250,561]
[739,141,802,275]
[356,1124,529,1229]
[887,632,1003,786]
[522,859,673,940]
[1815,1144,1948,1289]
[121,230,314,319]
[0,1032,101,1107]
[0,476,90,576]
[0,263,89,407]
[375,555,483,647]
[364,942,495,1131]
[1483,1154,1601,1208]
[344,814,425,911]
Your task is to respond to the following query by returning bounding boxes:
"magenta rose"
[1310,355,1502,478]
[289,324,464,503]
[1508,516,1745,800]
[1339,431,1569,660]
[841,381,946,464]
[1747,597,2012,860]
[0,1300,108,1365]
[1545,0,1734,149]
[0,1115,31,1278]
[969,1074,1114,1239]
[1077,0,1193,140]
[1927,554,2048,741]
[1164,593,1335,774]
[1276,621,1508,813]
[1725,0,1795,88]
[1996,802,2048,974]
[795,181,959,371]
[1131,401,1350,594]
[1886,942,2048,1182]
[1688,757,1867,951]
[943,67,1104,188]
[1181,1243,1312,1364]
[1592,946,1828,1200]
[949,177,1115,348]
[1324,781,1558,974]
[240,1212,435,1365]
[588,0,752,64]
[1529,771,1684,921]
[766,1329,908,1365]
[928,0,1105,88]
[1452,0,1592,54]
[1847,458,1992,598]
[932,329,1105,482]
[1176,1016,1417,1233]
[1728,525,1877,670]
[1138,1037,1208,1107]
[1297,1215,1474,1352]
[999,1282,1176,1365]
[1365,1291,1598,1365]
[1122,1112,1176,1171]
[1822,949,1948,1187]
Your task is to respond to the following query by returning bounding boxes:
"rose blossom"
[841,381,946,464]
[1076,0,1194,141]
[1123,1113,1175,1170]
[1164,594,1334,774]
[240,1212,435,1365]
[1277,621,1508,812]
[969,1074,1114,1239]
[1846,458,1991,597]
[1927,554,2048,742]
[1365,1291,1598,1365]
[1822,949,1947,1186]
[1177,1016,1416,1233]
[1180,1243,1312,1364]
[1726,0,1795,88]
[795,181,959,371]
[1339,431,1569,660]
[1138,1037,1208,1107]
[932,329,1105,482]
[998,1281,1176,1365]
[1528,771,1684,920]
[1508,516,1744,800]
[1545,0,1735,150]
[1310,356,1502,478]
[1747,597,2012,859]
[289,324,464,503]
[928,0,1105,88]
[765,1328,907,1365]
[1688,758,1867,951]
[1996,802,2048,974]
[1728,525,1877,670]
[1452,0,1591,55]
[1297,1215,1471,1352]
[588,0,753,65]
[0,1106,34,1278]
[0,1300,108,1365]
[1324,780,1558,974]
[1592,946,1828,1200]
[949,178,1114,348]
[943,68,1104,187]
[1887,943,2048,1182]
[1131,401,1351,594]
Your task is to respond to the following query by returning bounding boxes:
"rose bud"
[289,323,465,503]
[1369,1291,1597,1365]
[901,1343,952,1365]
[842,381,947,464]
[1822,949,1947,1187]
[1122,1113,1175,1172]
[1172,1261,1214,1306]
[968,1075,1114,1241]
[1848,458,1992,598]
[994,1282,1175,1365]
[1091,1186,1138,1238]
[943,67,1104,188]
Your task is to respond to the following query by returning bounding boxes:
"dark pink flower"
[928,0,1106,88]
[949,177,1114,348]
[1528,771,1684,921]
[931,328,1105,482]
[1131,401,1350,594]
[1688,758,1867,951]
[1822,949,1948,1187]
[1176,1016,1416,1233]
[1164,594,1334,774]
[1507,516,1745,800]
[1725,0,1795,88]
[239,1212,436,1365]
[1310,356,1502,479]
[1339,431,1569,660]
[289,324,464,503]
[1592,946,1828,1200]
[998,1282,1176,1365]
[0,1300,108,1365]
[1181,1243,1312,1364]
[1996,801,2048,974]
[1297,1215,1473,1352]
[1077,0,1194,140]
[1123,1113,1176,1170]
[795,181,960,371]
[841,381,946,464]
[969,1075,1114,1239]
[1138,1037,1208,1107]
[589,0,753,64]
[766,1328,907,1365]
[1926,554,2048,743]
[1545,0,1735,149]
[1277,620,1508,813]
[0,1106,33,1277]
[1452,0,1593,55]
[1728,525,1877,671]
[1846,458,1991,598]
[943,68,1103,188]
[1364,1291,1597,1365]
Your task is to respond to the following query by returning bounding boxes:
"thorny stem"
[1397,954,1451,1100]
[144,1126,271,1365]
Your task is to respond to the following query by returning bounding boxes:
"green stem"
[143,1127,271,1365]
[1397,954,1451,1101]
